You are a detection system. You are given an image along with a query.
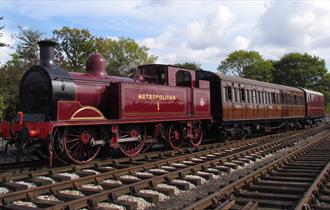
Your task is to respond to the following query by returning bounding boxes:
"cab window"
[176,70,191,87]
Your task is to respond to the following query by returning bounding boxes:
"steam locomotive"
[0,40,325,165]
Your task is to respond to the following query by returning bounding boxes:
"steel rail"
[37,131,310,210]
[183,130,330,210]
[0,132,283,206]
[294,156,330,210]
[0,131,287,182]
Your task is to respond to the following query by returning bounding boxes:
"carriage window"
[246,90,250,103]
[240,89,245,102]
[234,88,239,103]
[272,93,276,104]
[225,86,232,102]
[176,70,191,87]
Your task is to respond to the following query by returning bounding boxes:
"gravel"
[135,171,154,177]
[182,160,194,164]
[161,165,176,170]
[156,183,182,195]
[119,175,141,181]
[171,162,186,167]
[37,176,56,184]
[207,168,220,173]
[97,202,126,210]
[185,175,207,185]
[191,158,203,162]
[148,168,168,174]
[101,166,115,170]
[171,179,196,190]
[206,154,216,157]
[118,195,154,210]
[0,187,9,195]
[12,200,37,208]
[15,181,36,189]
[102,179,123,185]
[58,172,80,179]
[58,189,84,197]
[37,195,62,202]
[82,169,100,174]
[139,189,170,202]
[81,183,103,190]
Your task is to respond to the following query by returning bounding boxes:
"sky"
[0,0,330,71]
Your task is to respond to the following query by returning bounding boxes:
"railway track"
[0,127,307,181]
[0,125,327,210]
[183,127,330,210]
[0,131,285,176]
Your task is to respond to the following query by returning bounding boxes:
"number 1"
[157,102,160,110]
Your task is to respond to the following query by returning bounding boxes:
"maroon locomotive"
[0,40,325,165]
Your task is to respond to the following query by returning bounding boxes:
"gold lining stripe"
[70,106,105,120]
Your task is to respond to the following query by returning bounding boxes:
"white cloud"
[251,1,330,69]
[183,6,234,50]
[233,36,250,50]
[1,0,330,71]
[0,30,14,65]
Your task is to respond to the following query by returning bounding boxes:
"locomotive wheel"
[63,127,101,164]
[167,123,183,150]
[118,124,146,157]
[189,122,203,147]
[51,128,68,164]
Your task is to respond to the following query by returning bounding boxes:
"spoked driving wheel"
[188,122,203,147]
[118,124,146,157]
[167,123,183,150]
[63,127,101,164]
[51,128,67,164]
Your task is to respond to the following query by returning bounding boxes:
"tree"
[273,52,330,113]
[94,37,157,76]
[0,16,7,47]
[217,50,273,82]
[0,57,26,119]
[243,60,273,82]
[273,53,328,88]
[0,94,6,120]
[14,26,44,65]
[53,27,95,71]
[174,62,202,70]
[53,27,157,74]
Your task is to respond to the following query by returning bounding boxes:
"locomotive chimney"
[37,39,58,66]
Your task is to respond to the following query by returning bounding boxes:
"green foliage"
[14,26,44,65]
[0,57,26,119]
[53,27,95,71]
[53,27,157,74]
[273,53,330,108]
[0,94,5,120]
[273,53,328,88]
[94,37,157,76]
[217,50,273,82]
[173,62,201,70]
